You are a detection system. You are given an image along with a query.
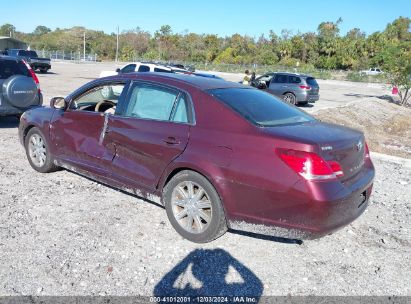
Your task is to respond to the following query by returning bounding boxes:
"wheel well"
[23,125,36,143]
[283,91,295,96]
[162,167,199,190]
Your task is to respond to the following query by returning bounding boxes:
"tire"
[40,68,48,74]
[163,170,227,243]
[283,92,297,105]
[24,127,59,173]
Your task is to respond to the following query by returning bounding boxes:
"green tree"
[33,26,51,36]
[0,23,16,37]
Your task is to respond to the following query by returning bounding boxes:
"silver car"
[252,72,320,105]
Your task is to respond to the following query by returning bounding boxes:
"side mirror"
[50,97,67,110]
[115,68,121,73]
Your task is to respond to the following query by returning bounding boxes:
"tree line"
[0,17,410,104]
[0,17,409,71]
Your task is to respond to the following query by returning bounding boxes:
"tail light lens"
[299,85,311,90]
[365,142,370,159]
[23,60,41,93]
[276,148,344,180]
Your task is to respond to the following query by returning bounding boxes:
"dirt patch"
[313,98,411,158]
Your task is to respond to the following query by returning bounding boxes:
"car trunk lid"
[264,121,366,181]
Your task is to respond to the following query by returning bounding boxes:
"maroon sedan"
[19,73,374,243]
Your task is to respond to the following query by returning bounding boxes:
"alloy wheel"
[171,181,212,234]
[28,134,47,167]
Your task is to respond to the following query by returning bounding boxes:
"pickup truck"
[359,68,383,76]
[7,49,51,73]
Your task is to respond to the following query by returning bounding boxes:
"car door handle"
[163,137,180,145]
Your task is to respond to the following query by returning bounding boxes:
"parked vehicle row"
[99,61,223,80]
[18,72,374,243]
[0,56,43,117]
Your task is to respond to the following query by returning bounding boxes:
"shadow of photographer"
[154,248,263,300]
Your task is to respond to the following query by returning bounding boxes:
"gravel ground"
[0,116,410,297]
[0,62,410,297]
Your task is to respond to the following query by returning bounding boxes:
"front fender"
[18,107,56,146]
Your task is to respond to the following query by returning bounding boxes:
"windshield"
[306,77,318,86]
[209,88,315,127]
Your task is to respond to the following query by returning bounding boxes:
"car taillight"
[365,142,370,159]
[23,60,41,93]
[299,85,311,90]
[276,148,344,180]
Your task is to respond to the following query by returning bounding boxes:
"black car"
[7,49,51,73]
[0,56,43,117]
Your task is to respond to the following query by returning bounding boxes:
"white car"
[99,62,175,98]
[359,68,383,76]
[99,62,173,78]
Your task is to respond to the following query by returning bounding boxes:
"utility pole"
[115,26,119,62]
[83,31,86,61]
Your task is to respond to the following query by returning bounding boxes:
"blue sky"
[2,0,410,37]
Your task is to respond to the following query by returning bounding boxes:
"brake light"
[365,142,370,159]
[22,60,41,93]
[299,85,311,90]
[276,148,344,180]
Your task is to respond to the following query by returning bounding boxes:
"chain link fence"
[34,49,98,62]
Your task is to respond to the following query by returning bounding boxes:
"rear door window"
[209,88,315,127]
[0,59,30,79]
[123,83,190,123]
[137,65,150,72]
[272,74,288,84]
[288,76,301,84]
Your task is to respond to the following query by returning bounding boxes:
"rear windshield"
[0,59,30,79]
[17,50,38,57]
[154,68,172,73]
[306,77,318,86]
[209,88,315,127]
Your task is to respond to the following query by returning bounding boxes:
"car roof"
[103,72,245,91]
[0,55,21,61]
[264,72,314,78]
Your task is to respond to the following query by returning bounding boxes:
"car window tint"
[0,59,30,79]
[288,76,301,84]
[273,75,288,83]
[306,77,318,86]
[172,95,188,123]
[154,67,172,73]
[121,64,136,73]
[138,65,150,72]
[209,88,315,127]
[125,84,178,121]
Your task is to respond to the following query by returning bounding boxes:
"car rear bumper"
[30,62,51,70]
[226,167,374,240]
[296,92,319,103]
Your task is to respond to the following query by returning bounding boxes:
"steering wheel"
[95,100,116,112]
